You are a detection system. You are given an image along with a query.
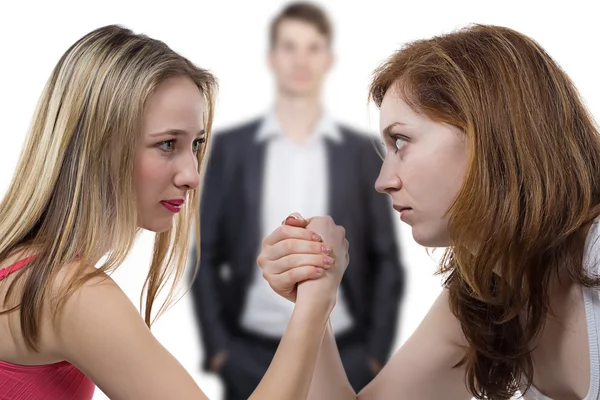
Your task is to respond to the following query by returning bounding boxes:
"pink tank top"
[0,256,95,399]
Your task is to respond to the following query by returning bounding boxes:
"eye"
[192,137,206,153]
[309,43,322,53]
[159,140,175,152]
[394,136,409,153]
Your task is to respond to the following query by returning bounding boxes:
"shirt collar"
[256,108,343,143]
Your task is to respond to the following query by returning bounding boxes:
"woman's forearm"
[249,297,334,400]
[306,320,357,400]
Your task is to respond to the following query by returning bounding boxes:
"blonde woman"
[0,25,348,399]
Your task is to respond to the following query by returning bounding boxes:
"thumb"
[282,212,309,228]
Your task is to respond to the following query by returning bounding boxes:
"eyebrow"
[150,129,206,138]
[382,122,407,138]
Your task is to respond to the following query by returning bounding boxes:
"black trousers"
[218,330,375,400]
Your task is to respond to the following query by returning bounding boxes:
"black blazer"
[190,119,404,370]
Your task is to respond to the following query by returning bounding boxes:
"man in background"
[190,3,405,399]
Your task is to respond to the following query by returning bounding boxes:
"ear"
[323,50,335,74]
[328,51,336,70]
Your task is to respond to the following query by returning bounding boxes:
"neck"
[275,91,322,143]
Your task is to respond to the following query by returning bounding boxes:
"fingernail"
[312,234,323,242]
[282,213,300,225]
[315,268,324,275]
[321,245,333,255]
[324,256,335,265]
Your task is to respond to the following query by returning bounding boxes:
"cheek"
[279,57,293,70]
[400,150,438,192]
[403,147,465,209]
[134,152,166,199]
[430,149,468,211]
[313,58,329,74]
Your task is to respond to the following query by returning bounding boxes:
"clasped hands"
[257,213,349,306]
[256,213,383,375]
[210,214,348,373]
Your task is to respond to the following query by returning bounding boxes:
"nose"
[174,151,200,191]
[295,48,312,66]
[375,156,402,194]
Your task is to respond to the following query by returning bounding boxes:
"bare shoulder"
[32,261,137,357]
[50,262,136,345]
[46,261,207,399]
[0,257,113,364]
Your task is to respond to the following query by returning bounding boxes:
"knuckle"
[281,224,292,236]
[284,239,294,253]
[287,254,299,268]
[316,255,326,267]
[283,271,294,286]
[314,216,327,225]
[288,268,298,281]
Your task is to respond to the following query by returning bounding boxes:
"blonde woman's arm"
[250,215,349,400]
[48,213,345,400]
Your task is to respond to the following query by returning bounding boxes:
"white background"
[0,1,598,399]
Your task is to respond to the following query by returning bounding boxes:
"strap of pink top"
[0,255,38,281]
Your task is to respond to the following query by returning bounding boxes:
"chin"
[150,225,172,234]
[283,83,316,97]
[411,227,450,248]
[138,219,173,234]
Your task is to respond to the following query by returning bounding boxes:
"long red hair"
[370,24,600,399]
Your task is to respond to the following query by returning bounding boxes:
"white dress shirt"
[240,109,354,337]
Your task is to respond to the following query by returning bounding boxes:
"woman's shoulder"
[49,261,146,356]
[50,261,131,322]
[43,262,207,399]
[44,260,122,317]
[0,256,128,365]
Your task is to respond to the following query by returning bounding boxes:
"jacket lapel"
[326,136,350,226]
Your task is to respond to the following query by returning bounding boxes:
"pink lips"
[160,198,185,213]
[393,205,411,213]
[393,205,412,221]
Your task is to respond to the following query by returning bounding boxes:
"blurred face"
[269,19,333,97]
[134,75,206,233]
[375,88,469,247]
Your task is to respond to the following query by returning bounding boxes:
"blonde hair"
[0,24,217,350]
